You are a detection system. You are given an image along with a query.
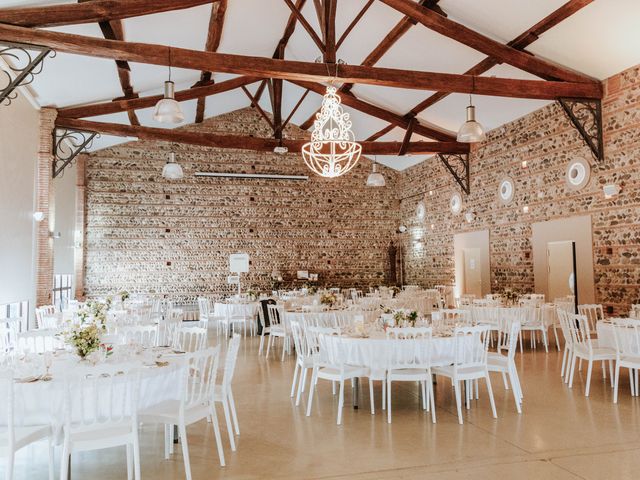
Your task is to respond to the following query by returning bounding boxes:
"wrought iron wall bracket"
[0,42,54,106]
[558,97,604,163]
[53,128,98,178]
[437,153,470,195]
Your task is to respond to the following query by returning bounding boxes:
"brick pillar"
[35,108,57,306]
[74,154,87,300]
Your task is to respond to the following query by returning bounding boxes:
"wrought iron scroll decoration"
[0,42,54,106]
[437,153,470,195]
[558,97,604,163]
[53,129,99,178]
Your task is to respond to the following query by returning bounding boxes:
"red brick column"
[35,108,57,307]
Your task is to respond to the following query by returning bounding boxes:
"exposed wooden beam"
[195,0,228,123]
[409,0,596,114]
[378,0,596,83]
[282,0,325,53]
[0,24,602,100]
[58,76,261,119]
[0,0,220,28]
[54,117,470,155]
[398,117,416,156]
[282,88,310,130]
[267,79,283,139]
[323,0,337,64]
[366,124,395,142]
[293,80,463,142]
[336,0,374,50]
[241,85,274,130]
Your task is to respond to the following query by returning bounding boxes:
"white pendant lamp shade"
[457,102,486,143]
[154,81,184,124]
[366,162,385,187]
[162,152,184,180]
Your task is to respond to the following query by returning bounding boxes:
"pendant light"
[366,157,385,187]
[153,57,184,124]
[457,95,485,143]
[162,152,184,180]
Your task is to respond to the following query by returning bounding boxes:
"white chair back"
[386,327,432,370]
[578,304,604,332]
[180,347,220,410]
[452,325,490,370]
[175,326,208,352]
[119,325,158,348]
[221,334,241,389]
[612,319,640,359]
[15,329,61,354]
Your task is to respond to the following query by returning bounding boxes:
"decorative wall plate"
[449,193,462,215]
[566,157,591,191]
[498,177,515,205]
[416,201,426,221]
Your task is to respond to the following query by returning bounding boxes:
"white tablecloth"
[597,322,615,349]
[213,302,258,319]
[325,333,473,368]
[2,352,184,441]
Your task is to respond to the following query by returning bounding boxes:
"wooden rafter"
[195,0,228,123]
[241,85,274,130]
[0,0,221,28]
[291,80,456,141]
[323,0,337,64]
[0,25,602,100]
[300,0,443,129]
[282,0,325,53]
[54,117,470,155]
[398,117,416,156]
[379,0,595,83]
[366,124,395,142]
[336,0,374,50]
[58,76,261,119]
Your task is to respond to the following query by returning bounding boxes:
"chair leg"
[228,389,240,435]
[631,368,636,396]
[609,360,614,388]
[266,335,272,359]
[221,396,236,451]
[485,373,497,419]
[501,372,509,390]
[387,378,392,424]
[164,424,170,459]
[553,326,561,351]
[209,404,226,467]
[381,379,386,410]
[290,363,300,398]
[47,437,55,480]
[132,429,141,480]
[569,354,577,388]
[179,423,192,480]
[281,338,286,362]
[258,334,265,355]
[296,368,307,406]
[306,368,317,417]
[561,346,568,378]
[613,362,620,404]
[369,378,375,415]
[428,376,436,423]
[59,443,69,480]
[453,380,463,425]
[542,330,549,353]
[337,380,345,425]
[508,368,522,414]
[126,443,133,480]
[422,380,427,410]
[585,359,593,397]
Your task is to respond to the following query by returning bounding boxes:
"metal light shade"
[457,104,486,143]
[366,162,385,187]
[162,153,184,180]
[153,81,184,124]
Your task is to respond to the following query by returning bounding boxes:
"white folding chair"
[214,334,241,452]
[0,370,55,480]
[385,327,435,423]
[197,297,211,330]
[35,306,57,329]
[139,347,226,474]
[306,328,366,425]
[520,306,549,352]
[174,326,208,352]
[612,319,640,403]
[289,321,315,406]
[433,325,496,424]
[265,304,289,360]
[118,325,158,348]
[15,330,61,354]
[60,365,141,480]
[488,318,523,413]
[578,304,605,333]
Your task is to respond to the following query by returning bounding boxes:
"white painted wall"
[53,162,77,275]
[0,93,40,309]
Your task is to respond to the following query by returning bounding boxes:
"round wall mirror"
[416,201,426,221]
[450,193,462,215]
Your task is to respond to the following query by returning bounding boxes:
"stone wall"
[83,108,400,301]
[398,65,640,315]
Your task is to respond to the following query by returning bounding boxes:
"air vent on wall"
[195,172,308,181]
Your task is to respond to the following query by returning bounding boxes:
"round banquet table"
[213,302,259,319]
[1,349,185,442]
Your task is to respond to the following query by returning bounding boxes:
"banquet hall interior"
[1,0,640,479]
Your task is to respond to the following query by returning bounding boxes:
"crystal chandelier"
[302,86,362,178]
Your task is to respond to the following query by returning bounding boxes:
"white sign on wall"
[227,275,240,285]
[229,253,250,273]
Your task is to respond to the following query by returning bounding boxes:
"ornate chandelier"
[302,86,362,178]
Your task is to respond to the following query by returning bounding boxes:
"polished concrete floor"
[9,335,640,479]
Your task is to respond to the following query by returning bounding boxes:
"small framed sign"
[227,275,240,285]
[229,253,250,273]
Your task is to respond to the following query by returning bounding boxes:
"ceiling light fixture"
[162,152,184,180]
[366,157,385,187]
[457,94,486,143]
[302,78,361,177]
[153,54,184,124]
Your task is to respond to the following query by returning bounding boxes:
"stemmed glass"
[43,351,53,380]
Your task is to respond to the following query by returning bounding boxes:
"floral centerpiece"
[86,300,108,329]
[62,323,102,359]
[390,286,401,298]
[119,290,130,303]
[392,308,419,327]
[307,285,318,295]
[320,292,337,307]
[246,288,258,301]
[502,288,519,306]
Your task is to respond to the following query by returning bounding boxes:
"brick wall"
[398,65,640,315]
[35,107,56,306]
[83,108,400,301]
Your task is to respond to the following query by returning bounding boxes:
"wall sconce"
[464,211,475,223]
[428,190,434,196]
[522,205,530,214]
[33,212,45,222]
[430,223,435,230]
[603,184,620,199]
[521,160,528,169]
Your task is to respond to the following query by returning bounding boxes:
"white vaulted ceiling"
[4,0,640,169]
